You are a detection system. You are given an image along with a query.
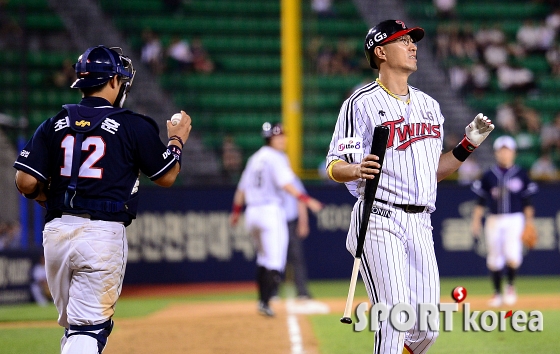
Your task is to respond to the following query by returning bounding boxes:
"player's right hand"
[230,213,240,226]
[167,110,192,144]
[357,154,381,180]
[471,220,482,239]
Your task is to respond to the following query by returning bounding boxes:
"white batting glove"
[465,113,495,147]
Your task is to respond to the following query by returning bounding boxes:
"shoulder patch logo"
[337,137,363,155]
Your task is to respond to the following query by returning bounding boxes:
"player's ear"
[108,75,119,89]
[374,46,386,66]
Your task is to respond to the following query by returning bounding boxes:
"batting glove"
[465,113,494,147]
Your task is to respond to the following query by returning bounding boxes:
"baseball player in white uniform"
[326,20,494,354]
[230,122,322,316]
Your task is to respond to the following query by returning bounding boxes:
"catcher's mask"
[71,45,136,107]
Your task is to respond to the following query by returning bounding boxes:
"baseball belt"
[374,198,427,214]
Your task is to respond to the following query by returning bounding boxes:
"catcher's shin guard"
[65,319,114,353]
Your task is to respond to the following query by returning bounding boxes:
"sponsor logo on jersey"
[422,110,434,121]
[383,117,441,151]
[19,150,30,158]
[75,120,91,127]
[337,137,363,154]
[371,207,392,218]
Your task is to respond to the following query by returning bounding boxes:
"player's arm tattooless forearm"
[15,171,46,200]
[436,151,463,182]
[523,205,535,224]
[284,183,310,202]
[328,160,360,183]
[232,189,245,207]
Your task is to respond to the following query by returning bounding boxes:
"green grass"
[0,328,61,354]
[308,276,560,354]
[0,277,557,354]
[310,310,559,354]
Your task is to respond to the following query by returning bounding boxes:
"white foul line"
[286,299,304,354]
[285,297,330,354]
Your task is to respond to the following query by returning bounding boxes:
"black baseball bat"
[341,125,390,324]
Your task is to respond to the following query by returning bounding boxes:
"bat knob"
[340,317,353,324]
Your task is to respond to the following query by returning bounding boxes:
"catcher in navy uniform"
[14,45,191,354]
[471,136,538,307]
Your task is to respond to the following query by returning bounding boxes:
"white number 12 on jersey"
[60,135,105,178]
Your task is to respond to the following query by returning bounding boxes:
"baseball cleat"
[258,302,275,317]
[488,294,503,308]
[504,286,517,305]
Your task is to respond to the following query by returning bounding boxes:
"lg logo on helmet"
[374,32,386,43]
[367,32,387,49]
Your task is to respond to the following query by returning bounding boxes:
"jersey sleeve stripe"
[14,162,47,182]
[343,83,379,163]
[147,158,176,180]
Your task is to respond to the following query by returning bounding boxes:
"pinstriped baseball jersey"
[326,79,444,211]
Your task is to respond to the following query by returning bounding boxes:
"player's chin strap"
[65,319,113,354]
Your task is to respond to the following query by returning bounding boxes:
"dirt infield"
[106,292,560,354]
[2,284,559,353]
[104,299,319,354]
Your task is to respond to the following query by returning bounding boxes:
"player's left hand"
[306,197,323,213]
[357,154,381,180]
[465,113,494,147]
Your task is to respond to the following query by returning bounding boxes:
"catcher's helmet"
[71,45,135,89]
[364,20,424,69]
[261,122,283,138]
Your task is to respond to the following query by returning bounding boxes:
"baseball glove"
[521,223,538,249]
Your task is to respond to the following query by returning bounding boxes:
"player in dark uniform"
[13,45,192,353]
[471,136,538,307]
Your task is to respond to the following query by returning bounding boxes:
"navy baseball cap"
[364,20,425,69]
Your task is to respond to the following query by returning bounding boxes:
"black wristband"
[452,137,476,162]
[169,145,182,167]
[168,135,184,148]
[23,186,41,199]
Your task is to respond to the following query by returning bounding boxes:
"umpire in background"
[14,45,191,353]
[282,175,313,299]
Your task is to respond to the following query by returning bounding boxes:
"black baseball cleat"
[258,302,275,317]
